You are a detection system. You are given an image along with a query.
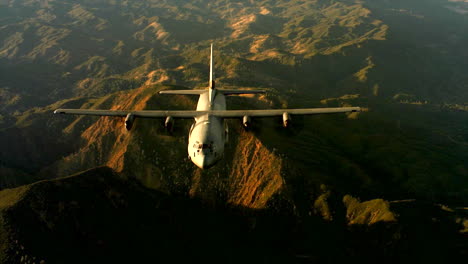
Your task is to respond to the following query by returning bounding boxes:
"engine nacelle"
[242,115,251,128]
[282,112,291,128]
[125,113,135,131]
[165,116,174,131]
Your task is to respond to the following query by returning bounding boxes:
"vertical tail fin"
[208,43,215,105]
[209,43,215,89]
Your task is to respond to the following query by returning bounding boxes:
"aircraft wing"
[54,109,201,118]
[208,107,360,117]
[55,107,359,118]
[54,109,128,117]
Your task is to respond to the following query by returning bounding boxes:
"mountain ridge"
[2,0,467,112]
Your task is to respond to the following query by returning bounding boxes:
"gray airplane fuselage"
[188,89,226,169]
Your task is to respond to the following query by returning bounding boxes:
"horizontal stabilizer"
[217,89,266,95]
[159,90,206,95]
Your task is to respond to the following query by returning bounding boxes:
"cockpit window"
[194,143,213,151]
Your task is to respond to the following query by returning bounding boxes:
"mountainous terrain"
[1,0,468,110]
[0,0,467,262]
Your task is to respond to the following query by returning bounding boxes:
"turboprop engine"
[125,113,135,131]
[282,112,291,128]
[165,116,174,131]
[242,115,251,129]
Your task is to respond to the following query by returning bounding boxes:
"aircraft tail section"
[209,43,215,90]
[159,90,206,95]
[209,43,215,104]
[159,44,216,100]
[217,89,266,95]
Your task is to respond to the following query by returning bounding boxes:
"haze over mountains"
[0,0,467,262]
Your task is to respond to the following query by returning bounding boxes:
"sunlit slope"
[0,84,284,208]
[1,0,467,113]
[38,85,286,209]
[1,84,466,208]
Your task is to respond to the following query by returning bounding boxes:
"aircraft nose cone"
[192,155,205,169]
[198,157,207,169]
[193,155,215,169]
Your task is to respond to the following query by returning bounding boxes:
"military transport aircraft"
[55,45,360,169]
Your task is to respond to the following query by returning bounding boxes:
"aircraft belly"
[187,115,224,167]
[213,94,226,111]
[196,93,210,111]
[189,92,227,167]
